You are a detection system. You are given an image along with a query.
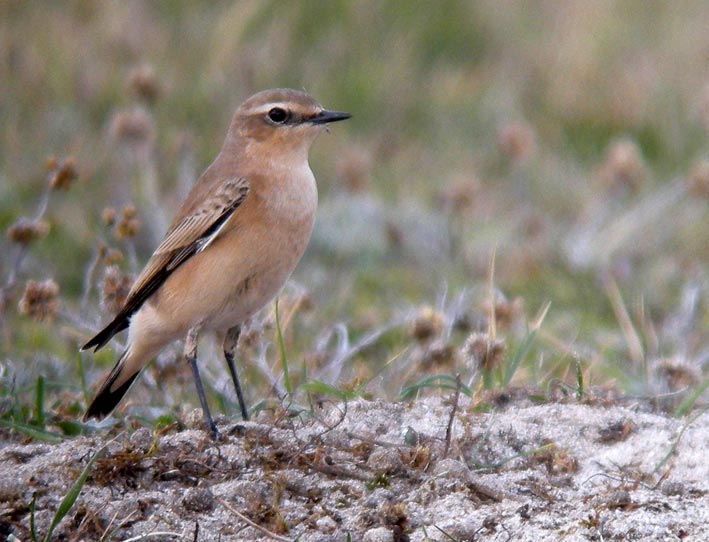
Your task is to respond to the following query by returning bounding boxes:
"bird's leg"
[184,325,218,440]
[223,325,249,420]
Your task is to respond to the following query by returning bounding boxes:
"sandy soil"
[1,397,707,541]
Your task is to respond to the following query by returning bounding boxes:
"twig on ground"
[443,374,461,459]
[217,497,294,542]
[122,531,188,542]
[467,481,506,503]
[302,458,374,482]
[654,405,709,472]
[100,509,139,541]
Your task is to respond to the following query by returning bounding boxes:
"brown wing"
[82,177,250,352]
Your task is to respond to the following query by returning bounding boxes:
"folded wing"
[82,177,250,352]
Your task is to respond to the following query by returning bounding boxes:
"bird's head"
[229,88,350,157]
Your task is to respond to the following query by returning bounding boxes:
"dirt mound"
[1,399,706,541]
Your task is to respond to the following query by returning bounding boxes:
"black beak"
[309,109,352,124]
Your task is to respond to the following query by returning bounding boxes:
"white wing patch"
[154,177,249,256]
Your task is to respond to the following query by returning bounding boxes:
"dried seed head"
[480,295,523,330]
[101,266,133,313]
[128,63,160,104]
[114,218,140,240]
[122,203,137,219]
[410,306,444,343]
[461,332,505,372]
[687,160,709,198]
[496,121,536,163]
[599,139,646,192]
[418,339,456,371]
[6,218,50,245]
[45,155,58,170]
[18,279,60,322]
[102,207,117,226]
[238,326,262,349]
[437,175,480,213]
[114,204,141,239]
[48,157,78,190]
[653,358,701,393]
[385,220,404,249]
[103,248,124,265]
[109,107,154,145]
[453,311,473,333]
[297,291,314,313]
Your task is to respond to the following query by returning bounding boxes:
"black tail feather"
[83,350,139,421]
[81,314,129,352]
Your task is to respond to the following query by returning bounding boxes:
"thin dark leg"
[223,325,249,421]
[185,326,218,440]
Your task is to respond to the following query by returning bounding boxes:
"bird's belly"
[155,216,313,334]
[204,260,293,328]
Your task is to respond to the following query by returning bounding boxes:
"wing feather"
[127,177,249,299]
[81,176,250,352]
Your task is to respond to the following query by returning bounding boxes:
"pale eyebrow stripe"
[251,102,318,117]
[252,102,289,114]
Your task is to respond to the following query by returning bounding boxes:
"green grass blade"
[53,420,85,437]
[482,367,494,390]
[34,375,45,428]
[672,379,709,418]
[654,405,709,472]
[399,374,471,400]
[502,301,550,387]
[274,298,292,396]
[43,444,106,542]
[301,380,357,401]
[502,328,537,387]
[575,357,584,400]
[0,419,65,443]
[30,493,38,542]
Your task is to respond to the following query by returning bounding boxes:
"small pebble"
[363,526,394,542]
[0,477,25,502]
[129,427,154,453]
[432,458,470,481]
[605,489,631,509]
[367,447,403,474]
[182,487,215,513]
[316,515,337,533]
[661,481,685,496]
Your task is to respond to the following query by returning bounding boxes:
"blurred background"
[1,1,707,434]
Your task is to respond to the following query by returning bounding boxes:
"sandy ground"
[1,397,707,541]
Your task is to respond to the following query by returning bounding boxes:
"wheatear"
[82,88,350,438]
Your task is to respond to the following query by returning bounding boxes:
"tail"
[84,349,140,421]
[81,312,130,352]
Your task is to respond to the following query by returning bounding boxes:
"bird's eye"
[267,107,289,124]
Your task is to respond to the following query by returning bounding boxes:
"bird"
[81,88,350,439]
